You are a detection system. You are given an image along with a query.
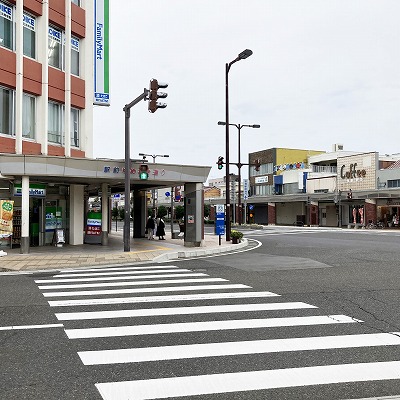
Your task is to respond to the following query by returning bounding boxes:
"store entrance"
[44,199,67,245]
[30,198,43,247]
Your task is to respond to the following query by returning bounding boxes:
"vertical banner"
[0,200,14,234]
[94,0,110,106]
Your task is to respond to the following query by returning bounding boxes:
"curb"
[153,239,249,262]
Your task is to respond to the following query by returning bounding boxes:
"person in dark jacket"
[145,216,155,240]
[156,216,166,240]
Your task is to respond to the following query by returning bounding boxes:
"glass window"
[249,162,273,177]
[22,94,35,139]
[71,0,81,5]
[23,13,35,58]
[71,108,79,147]
[48,26,62,69]
[48,101,63,144]
[0,86,14,135]
[71,37,79,76]
[388,180,400,189]
[0,1,13,50]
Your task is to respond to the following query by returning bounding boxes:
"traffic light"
[148,79,168,113]
[347,189,352,199]
[139,164,149,180]
[254,159,261,172]
[217,156,224,170]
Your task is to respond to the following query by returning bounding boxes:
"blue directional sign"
[215,204,225,236]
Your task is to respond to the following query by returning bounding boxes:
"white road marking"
[42,284,251,298]
[0,323,64,331]
[48,291,280,307]
[65,315,360,339]
[79,332,400,365]
[52,268,193,278]
[38,277,227,290]
[58,265,180,273]
[35,272,208,284]
[96,360,400,399]
[55,302,316,321]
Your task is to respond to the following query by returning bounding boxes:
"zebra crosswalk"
[34,263,400,399]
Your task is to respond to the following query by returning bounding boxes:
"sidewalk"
[0,231,248,272]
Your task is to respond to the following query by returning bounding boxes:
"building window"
[249,162,273,177]
[48,101,63,144]
[0,86,14,135]
[388,179,400,189]
[71,108,79,147]
[48,26,62,69]
[71,0,81,6]
[71,37,79,76]
[0,1,13,50]
[254,184,273,196]
[23,13,36,58]
[22,94,35,139]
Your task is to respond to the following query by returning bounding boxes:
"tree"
[175,205,184,220]
[112,207,119,220]
[204,204,211,218]
[157,205,167,218]
[118,207,125,220]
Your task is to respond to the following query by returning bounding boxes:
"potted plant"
[231,230,243,244]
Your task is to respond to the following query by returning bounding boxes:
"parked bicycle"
[366,221,384,229]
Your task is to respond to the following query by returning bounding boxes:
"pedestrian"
[145,216,155,240]
[156,215,166,240]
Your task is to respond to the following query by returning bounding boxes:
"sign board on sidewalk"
[215,204,225,236]
[243,179,249,200]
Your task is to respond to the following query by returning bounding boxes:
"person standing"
[145,216,155,240]
[156,215,166,240]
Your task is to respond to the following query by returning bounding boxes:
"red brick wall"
[24,0,43,16]
[0,48,16,88]
[268,203,276,225]
[0,137,15,154]
[49,0,65,28]
[365,201,377,224]
[22,141,41,155]
[48,145,65,156]
[71,3,85,37]
[71,149,85,158]
[23,58,42,95]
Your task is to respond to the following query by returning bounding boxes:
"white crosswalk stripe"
[95,362,400,400]
[55,302,317,321]
[34,263,400,399]
[65,315,359,339]
[79,332,400,365]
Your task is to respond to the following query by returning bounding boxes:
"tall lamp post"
[224,49,253,240]
[138,153,169,216]
[218,122,260,225]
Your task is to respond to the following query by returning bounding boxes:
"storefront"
[0,182,70,249]
[0,154,211,252]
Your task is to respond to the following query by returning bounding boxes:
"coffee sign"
[340,163,366,180]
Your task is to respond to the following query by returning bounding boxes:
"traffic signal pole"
[123,89,149,252]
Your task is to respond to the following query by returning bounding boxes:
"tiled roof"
[386,160,400,169]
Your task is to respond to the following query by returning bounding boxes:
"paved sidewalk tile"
[0,231,246,272]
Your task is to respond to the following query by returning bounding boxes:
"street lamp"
[218,121,260,225]
[138,153,169,216]
[224,49,253,240]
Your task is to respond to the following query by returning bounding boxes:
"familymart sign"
[13,184,46,197]
[94,0,109,106]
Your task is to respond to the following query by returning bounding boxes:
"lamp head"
[238,49,253,60]
[217,121,226,126]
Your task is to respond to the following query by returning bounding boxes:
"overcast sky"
[93,0,400,182]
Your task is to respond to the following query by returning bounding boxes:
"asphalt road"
[1,226,400,399]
